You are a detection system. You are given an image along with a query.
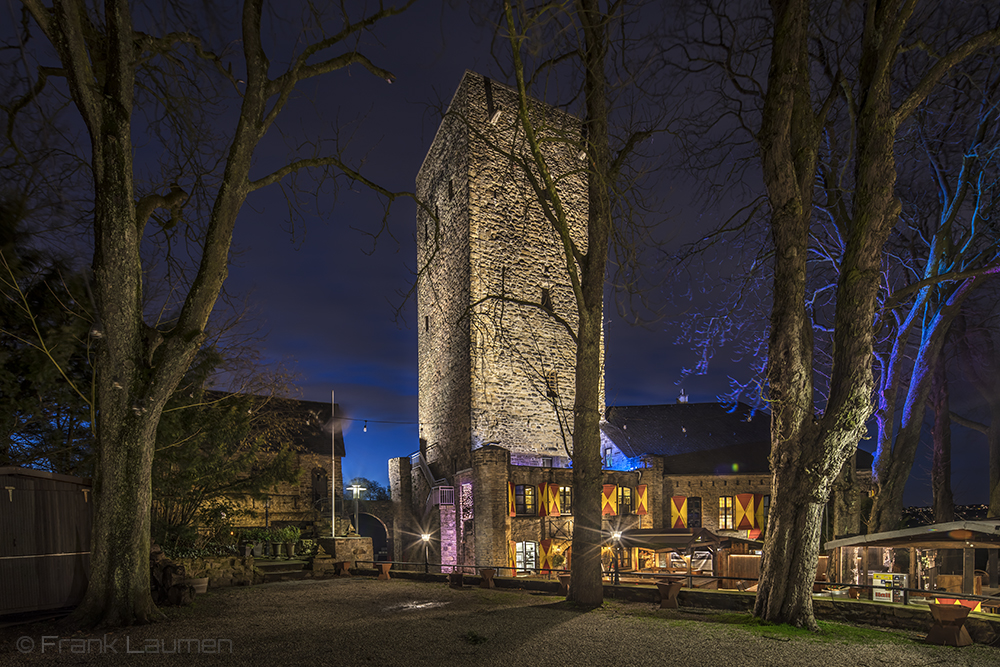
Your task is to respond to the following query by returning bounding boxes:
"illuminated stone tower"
[415,70,601,481]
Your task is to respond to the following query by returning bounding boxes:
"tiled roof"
[602,402,873,474]
[602,403,770,460]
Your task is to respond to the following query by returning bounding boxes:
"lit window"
[514,484,536,515]
[515,541,537,572]
[719,496,734,530]
[559,486,573,514]
[617,486,633,515]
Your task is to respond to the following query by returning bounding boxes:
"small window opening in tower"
[448,180,454,201]
[425,316,429,332]
[541,287,553,312]
[545,371,558,398]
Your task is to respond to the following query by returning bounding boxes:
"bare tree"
[3,0,415,627]
[489,0,666,606]
[867,41,1000,531]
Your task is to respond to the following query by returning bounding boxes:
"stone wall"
[174,556,258,588]
[417,71,603,481]
[664,474,772,534]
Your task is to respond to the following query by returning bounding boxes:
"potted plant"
[242,527,266,558]
[283,525,301,559]
[269,527,284,558]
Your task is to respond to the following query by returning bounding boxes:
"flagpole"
[330,389,337,537]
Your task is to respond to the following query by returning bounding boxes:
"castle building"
[389,72,869,575]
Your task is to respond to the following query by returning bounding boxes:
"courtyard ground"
[2,577,998,666]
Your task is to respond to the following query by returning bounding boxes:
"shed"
[824,520,1000,596]
[0,467,93,616]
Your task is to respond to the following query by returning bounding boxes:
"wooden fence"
[0,467,93,615]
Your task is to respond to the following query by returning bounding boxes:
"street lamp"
[612,531,622,586]
[421,533,431,574]
[348,483,366,536]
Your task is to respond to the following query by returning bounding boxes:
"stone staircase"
[255,559,311,583]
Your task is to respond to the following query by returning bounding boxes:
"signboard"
[871,573,907,603]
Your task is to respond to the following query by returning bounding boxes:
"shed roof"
[824,520,1000,551]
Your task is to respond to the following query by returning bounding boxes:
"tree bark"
[956,316,1000,517]
[567,0,612,608]
[929,353,955,523]
[869,283,972,531]
[754,0,902,629]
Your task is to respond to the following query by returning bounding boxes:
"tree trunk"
[929,353,955,523]
[754,0,905,629]
[566,0,611,607]
[831,456,861,539]
[956,317,1000,517]
[869,286,971,532]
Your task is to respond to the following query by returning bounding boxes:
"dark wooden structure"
[824,520,1000,596]
[0,467,93,615]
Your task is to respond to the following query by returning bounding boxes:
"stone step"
[255,559,308,573]
[263,569,312,583]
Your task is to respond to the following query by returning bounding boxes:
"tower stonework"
[417,70,602,482]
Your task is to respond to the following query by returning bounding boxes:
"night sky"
[208,5,985,507]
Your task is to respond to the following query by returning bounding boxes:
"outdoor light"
[364,420,368,433]
[421,533,431,573]
[349,484,366,537]
[611,531,622,585]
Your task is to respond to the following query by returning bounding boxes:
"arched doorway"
[358,513,389,561]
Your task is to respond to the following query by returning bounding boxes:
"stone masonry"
[416,70,603,480]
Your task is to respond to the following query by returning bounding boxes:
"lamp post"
[421,533,431,574]
[612,531,622,586]
[348,483,366,536]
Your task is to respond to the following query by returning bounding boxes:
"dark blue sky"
[217,4,989,509]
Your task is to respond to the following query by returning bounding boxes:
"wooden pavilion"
[824,520,1000,597]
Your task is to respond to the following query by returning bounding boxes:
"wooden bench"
[377,562,392,580]
[479,568,496,589]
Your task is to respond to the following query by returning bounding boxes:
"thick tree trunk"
[929,355,955,523]
[566,0,611,607]
[831,456,861,539]
[568,305,605,606]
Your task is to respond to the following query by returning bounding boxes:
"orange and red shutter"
[938,598,982,613]
[670,496,688,529]
[547,483,561,517]
[539,539,553,570]
[735,493,755,530]
[508,482,515,517]
[538,483,549,516]
[636,484,648,516]
[749,494,765,539]
[602,484,618,515]
[508,541,517,571]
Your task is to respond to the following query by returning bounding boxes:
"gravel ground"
[2,578,999,666]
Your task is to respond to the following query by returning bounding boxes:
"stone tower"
[416,71,603,484]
